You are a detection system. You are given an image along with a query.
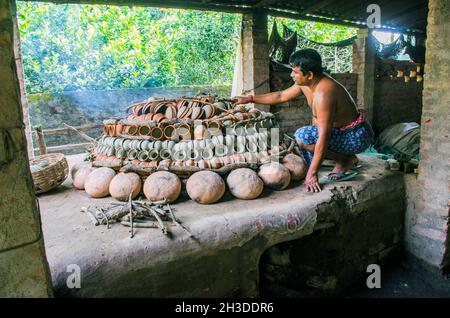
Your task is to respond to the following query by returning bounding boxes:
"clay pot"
[159,159,172,167]
[70,161,92,180]
[150,126,164,140]
[194,124,207,140]
[84,167,116,198]
[206,120,222,136]
[109,172,142,201]
[144,113,154,121]
[128,125,139,136]
[163,125,176,141]
[281,154,307,181]
[209,157,223,169]
[186,171,225,204]
[143,171,181,203]
[139,125,152,136]
[258,162,291,190]
[153,113,165,123]
[227,168,264,200]
[178,123,192,140]
[73,166,95,190]
[115,123,123,136]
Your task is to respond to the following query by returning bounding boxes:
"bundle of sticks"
[81,195,192,239]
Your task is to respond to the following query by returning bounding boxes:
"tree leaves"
[17,2,240,93]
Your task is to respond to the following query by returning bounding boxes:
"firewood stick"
[81,207,99,226]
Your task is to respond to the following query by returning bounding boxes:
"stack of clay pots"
[94,95,280,170]
[78,94,309,205]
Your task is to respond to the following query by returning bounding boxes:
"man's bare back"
[299,74,359,128]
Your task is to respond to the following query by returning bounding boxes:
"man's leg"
[296,140,357,179]
[293,126,317,166]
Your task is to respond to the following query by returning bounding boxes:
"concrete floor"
[37,153,406,297]
[345,254,450,298]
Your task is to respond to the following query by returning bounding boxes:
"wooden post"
[35,126,47,155]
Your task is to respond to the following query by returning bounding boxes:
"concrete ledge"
[38,155,405,297]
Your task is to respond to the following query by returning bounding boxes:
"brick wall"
[270,70,358,136]
[373,61,423,134]
[406,0,450,273]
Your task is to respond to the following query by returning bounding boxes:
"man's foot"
[329,155,359,180]
[320,171,359,183]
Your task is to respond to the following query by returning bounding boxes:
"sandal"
[319,171,359,183]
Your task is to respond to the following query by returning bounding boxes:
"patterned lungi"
[293,112,374,166]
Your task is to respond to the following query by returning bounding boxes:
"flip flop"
[319,171,359,183]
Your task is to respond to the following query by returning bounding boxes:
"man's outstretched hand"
[231,96,251,106]
[305,171,321,193]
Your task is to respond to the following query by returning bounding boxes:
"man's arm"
[305,91,335,192]
[232,84,303,105]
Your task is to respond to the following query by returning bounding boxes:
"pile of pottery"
[93,95,280,169]
[72,153,307,205]
[73,95,308,205]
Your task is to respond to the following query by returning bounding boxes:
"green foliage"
[17,2,357,94]
[17,2,241,93]
[269,16,357,43]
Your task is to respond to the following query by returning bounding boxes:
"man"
[232,49,374,193]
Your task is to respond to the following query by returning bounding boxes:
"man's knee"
[294,126,315,145]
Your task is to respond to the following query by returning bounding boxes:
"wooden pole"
[35,126,47,155]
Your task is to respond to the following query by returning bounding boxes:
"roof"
[26,0,429,35]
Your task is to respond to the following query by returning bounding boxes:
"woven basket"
[30,153,69,194]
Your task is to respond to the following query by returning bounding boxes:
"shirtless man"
[232,49,374,192]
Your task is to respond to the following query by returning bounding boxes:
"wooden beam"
[300,0,337,15]
[25,0,254,14]
[35,142,92,153]
[253,0,280,9]
[381,2,427,22]
[41,123,102,135]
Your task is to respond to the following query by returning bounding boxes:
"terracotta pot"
[159,159,172,167]
[194,124,207,140]
[152,113,165,123]
[149,161,158,168]
[115,123,123,136]
[128,125,139,136]
[144,113,154,121]
[150,126,164,140]
[139,125,152,136]
[164,125,177,141]
[207,120,222,136]
[178,123,192,140]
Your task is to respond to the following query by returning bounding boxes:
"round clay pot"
[70,161,92,180]
[109,172,142,201]
[84,167,116,198]
[143,171,181,203]
[281,154,307,181]
[258,162,291,190]
[186,171,225,204]
[226,168,263,200]
[73,166,95,190]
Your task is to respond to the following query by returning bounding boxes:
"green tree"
[17,2,241,93]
